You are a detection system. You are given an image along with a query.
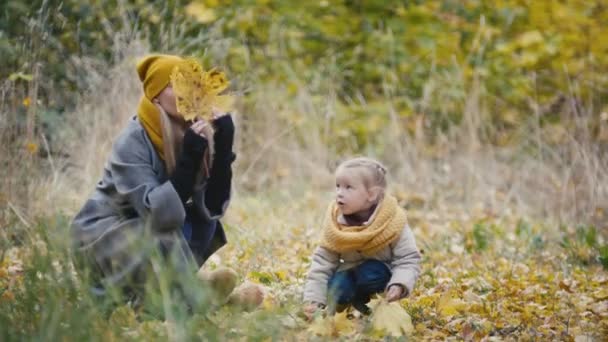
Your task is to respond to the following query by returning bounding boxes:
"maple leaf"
[307,311,355,337]
[170,58,234,122]
[592,289,608,301]
[307,315,334,337]
[333,311,355,335]
[369,298,414,337]
[437,292,466,317]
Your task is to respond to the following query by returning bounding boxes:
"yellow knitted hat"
[136,54,184,160]
[137,54,184,99]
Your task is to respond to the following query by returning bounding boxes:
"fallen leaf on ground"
[369,298,414,337]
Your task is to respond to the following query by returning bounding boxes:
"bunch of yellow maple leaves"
[170,58,234,122]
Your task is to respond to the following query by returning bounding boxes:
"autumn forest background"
[1,0,607,340]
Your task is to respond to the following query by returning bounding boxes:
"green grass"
[1,189,607,340]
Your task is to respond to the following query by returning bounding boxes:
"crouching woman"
[71,55,262,310]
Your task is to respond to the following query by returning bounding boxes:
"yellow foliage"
[369,298,414,337]
[307,311,354,337]
[592,289,608,302]
[307,315,334,337]
[170,58,234,122]
[437,292,466,317]
[25,141,38,155]
[108,305,137,330]
[185,2,216,24]
[333,311,354,335]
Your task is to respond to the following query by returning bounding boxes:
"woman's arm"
[108,129,192,232]
[193,114,235,219]
[169,128,208,202]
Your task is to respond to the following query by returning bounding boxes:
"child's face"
[335,169,378,216]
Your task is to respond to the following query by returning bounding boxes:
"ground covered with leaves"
[1,189,606,341]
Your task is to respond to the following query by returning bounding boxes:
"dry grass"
[1,26,607,340]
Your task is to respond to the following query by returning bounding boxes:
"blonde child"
[303,157,421,317]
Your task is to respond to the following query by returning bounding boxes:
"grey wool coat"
[303,221,421,305]
[71,116,229,292]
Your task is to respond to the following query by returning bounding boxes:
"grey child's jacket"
[303,212,421,305]
[71,116,229,289]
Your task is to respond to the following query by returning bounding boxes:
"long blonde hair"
[159,107,214,179]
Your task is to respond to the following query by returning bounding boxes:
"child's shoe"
[352,301,371,315]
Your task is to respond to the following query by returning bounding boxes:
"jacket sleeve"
[388,225,422,298]
[191,179,230,221]
[189,114,235,221]
[303,246,340,305]
[108,130,185,232]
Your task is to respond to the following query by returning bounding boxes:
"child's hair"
[336,157,388,191]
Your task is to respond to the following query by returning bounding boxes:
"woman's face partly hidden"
[155,86,180,118]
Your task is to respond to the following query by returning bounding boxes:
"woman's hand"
[190,119,213,139]
[385,285,405,302]
[182,120,210,159]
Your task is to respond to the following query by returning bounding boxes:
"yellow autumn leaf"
[307,315,334,337]
[185,2,217,24]
[213,95,235,113]
[306,311,354,337]
[516,30,543,47]
[170,58,234,122]
[1,290,15,301]
[25,141,38,155]
[592,289,608,301]
[274,270,288,281]
[204,68,230,95]
[437,292,466,317]
[369,298,414,337]
[261,293,277,310]
[333,311,354,335]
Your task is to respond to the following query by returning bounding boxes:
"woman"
[71,55,259,308]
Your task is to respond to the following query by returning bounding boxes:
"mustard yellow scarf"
[137,96,165,160]
[136,54,185,161]
[321,195,407,256]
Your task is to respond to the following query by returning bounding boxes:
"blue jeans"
[182,216,217,259]
[327,259,391,312]
[182,219,194,241]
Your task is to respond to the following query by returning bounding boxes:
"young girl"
[71,54,261,308]
[303,157,421,316]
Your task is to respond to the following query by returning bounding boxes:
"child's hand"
[386,285,404,302]
[303,302,324,321]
